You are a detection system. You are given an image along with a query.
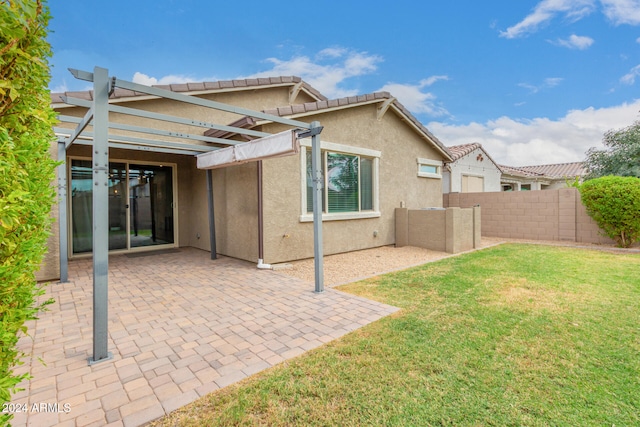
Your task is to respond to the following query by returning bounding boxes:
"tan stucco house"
[40,76,451,280]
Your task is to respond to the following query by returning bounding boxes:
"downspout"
[256,160,272,269]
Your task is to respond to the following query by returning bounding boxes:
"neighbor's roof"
[447,143,481,161]
[499,164,546,178]
[50,76,327,106]
[446,142,503,172]
[515,162,586,178]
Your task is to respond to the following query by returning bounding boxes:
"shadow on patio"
[11,248,398,427]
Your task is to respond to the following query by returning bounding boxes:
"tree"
[0,0,57,423]
[584,121,640,180]
[580,176,640,248]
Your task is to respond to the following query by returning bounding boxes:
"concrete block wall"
[444,188,614,244]
[396,206,481,253]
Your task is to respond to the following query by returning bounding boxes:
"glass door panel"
[70,160,127,253]
[108,163,127,250]
[128,164,174,248]
[70,160,93,254]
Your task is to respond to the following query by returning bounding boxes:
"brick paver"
[10,248,398,426]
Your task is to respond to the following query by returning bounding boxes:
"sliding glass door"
[70,159,175,255]
[128,164,174,248]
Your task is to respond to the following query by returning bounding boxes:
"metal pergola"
[54,67,325,365]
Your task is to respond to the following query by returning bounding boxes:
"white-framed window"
[417,158,442,179]
[300,141,380,222]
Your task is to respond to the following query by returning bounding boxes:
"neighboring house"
[500,162,586,191]
[43,76,451,280]
[442,143,502,193]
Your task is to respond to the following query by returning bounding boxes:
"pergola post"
[57,140,68,283]
[206,169,217,260]
[310,121,324,293]
[89,66,112,364]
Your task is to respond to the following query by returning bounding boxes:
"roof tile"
[171,83,190,92]
[292,104,306,114]
[447,143,481,161]
[304,102,318,112]
[278,106,293,116]
[203,81,221,90]
[187,82,205,91]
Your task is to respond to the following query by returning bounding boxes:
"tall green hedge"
[580,176,640,248]
[0,0,57,422]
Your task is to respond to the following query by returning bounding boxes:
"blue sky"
[48,0,640,166]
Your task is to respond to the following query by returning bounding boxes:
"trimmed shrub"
[0,0,57,423]
[580,176,640,248]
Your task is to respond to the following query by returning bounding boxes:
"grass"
[152,244,640,426]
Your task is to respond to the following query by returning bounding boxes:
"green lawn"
[153,244,640,426]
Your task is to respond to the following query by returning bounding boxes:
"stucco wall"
[260,105,448,264]
[395,207,481,254]
[444,188,614,244]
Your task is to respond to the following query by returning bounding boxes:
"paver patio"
[9,248,399,427]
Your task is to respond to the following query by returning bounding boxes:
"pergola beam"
[61,96,272,141]
[58,114,236,146]
[54,127,218,155]
[65,106,94,149]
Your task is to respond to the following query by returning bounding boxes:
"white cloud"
[620,64,640,84]
[420,75,449,86]
[131,72,220,86]
[427,100,640,166]
[500,0,596,38]
[555,34,595,49]
[243,49,382,99]
[518,77,564,93]
[500,0,640,39]
[600,0,640,24]
[544,77,564,87]
[317,47,348,58]
[378,79,450,117]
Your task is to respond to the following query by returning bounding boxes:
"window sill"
[418,172,442,179]
[299,211,381,222]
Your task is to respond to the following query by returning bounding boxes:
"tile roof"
[446,142,503,172]
[499,162,585,179]
[50,76,327,104]
[256,92,451,160]
[447,143,482,161]
[515,162,586,178]
[499,164,546,178]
